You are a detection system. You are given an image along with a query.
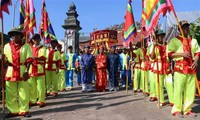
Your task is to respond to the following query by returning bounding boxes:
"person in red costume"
[95,46,107,92]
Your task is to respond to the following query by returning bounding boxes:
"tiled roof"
[79,36,90,43]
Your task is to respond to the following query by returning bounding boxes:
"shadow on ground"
[31,103,103,116]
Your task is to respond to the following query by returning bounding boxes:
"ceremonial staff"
[0,0,12,118]
[141,34,147,101]
[1,8,5,120]
[43,43,48,96]
[126,42,133,95]
[129,42,135,97]
[153,34,161,109]
[131,61,135,97]
[125,49,129,95]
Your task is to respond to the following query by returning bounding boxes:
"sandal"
[186,111,197,117]
[172,112,183,118]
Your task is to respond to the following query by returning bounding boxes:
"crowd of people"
[1,20,200,118]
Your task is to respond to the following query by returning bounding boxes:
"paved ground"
[0,85,200,120]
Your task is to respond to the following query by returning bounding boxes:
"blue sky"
[2,0,200,40]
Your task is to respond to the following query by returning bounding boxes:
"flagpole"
[168,0,200,97]
[126,42,132,95]
[153,33,160,109]
[131,62,135,97]
[126,56,128,95]
[141,0,146,99]
[129,41,135,97]
[141,31,147,101]
[1,13,6,120]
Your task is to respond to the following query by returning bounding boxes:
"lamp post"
[12,0,19,27]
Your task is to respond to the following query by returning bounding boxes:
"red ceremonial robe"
[95,53,107,92]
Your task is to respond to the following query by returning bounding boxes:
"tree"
[189,18,200,80]
[189,18,200,45]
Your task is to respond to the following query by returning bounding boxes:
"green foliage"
[189,18,200,45]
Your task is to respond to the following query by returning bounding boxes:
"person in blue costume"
[65,46,77,90]
[119,47,131,88]
[107,45,120,91]
[75,50,83,86]
[81,46,95,92]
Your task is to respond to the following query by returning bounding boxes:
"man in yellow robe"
[29,34,46,107]
[3,28,32,118]
[46,40,61,96]
[168,20,200,118]
[57,44,67,92]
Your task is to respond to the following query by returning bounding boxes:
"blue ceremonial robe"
[107,53,120,87]
[81,53,94,84]
[119,53,131,86]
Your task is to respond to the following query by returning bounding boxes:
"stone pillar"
[62,2,81,54]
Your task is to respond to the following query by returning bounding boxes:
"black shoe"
[5,113,18,118]
[24,113,31,118]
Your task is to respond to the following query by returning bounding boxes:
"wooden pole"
[1,16,5,120]
[126,42,133,95]
[141,33,147,101]
[153,34,160,109]
[126,69,128,95]
[125,47,129,95]
[139,54,141,93]
[129,42,135,97]
[26,32,29,43]
[131,63,135,97]
[196,78,200,97]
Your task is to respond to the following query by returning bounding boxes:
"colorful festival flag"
[39,0,57,44]
[19,0,25,30]
[141,0,146,32]
[143,0,173,35]
[0,0,12,19]
[123,0,137,46]
[24,0,36,35]
[141,0,146,27]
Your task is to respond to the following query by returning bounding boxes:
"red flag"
[39,0,57,44]
[19,0,25,30]
[140,0,147,38]
[24,0,36,35]
[0,0,12,19]
[24,0,30,32]
[123,0,137,46]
